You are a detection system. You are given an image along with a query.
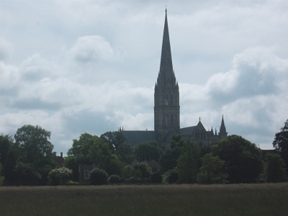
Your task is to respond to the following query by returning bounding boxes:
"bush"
[151,173,162,184]
[163,169,179,184]
[108,175,121,184]
[48,167,72,185]
[90,168,108,185]
[65,180,79,186]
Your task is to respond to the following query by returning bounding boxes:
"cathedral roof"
[121,130,156,146]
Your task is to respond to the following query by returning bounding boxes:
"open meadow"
[1,183,288,216]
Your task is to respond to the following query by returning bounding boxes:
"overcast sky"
[1,0,287,154]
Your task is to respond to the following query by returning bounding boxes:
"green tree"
[0,135,13,167]
[273,119,288,172]
[101,131,134,164]
[135,141,163,162]
[0,162,4,185]
[265,153,286,183]
[67,133,123,176]
[177,141,199,183]
[100,131,125,151]
[13,162,41,185]
[197,153,227,184]
[213,135,264,183]
[14,125,55,184]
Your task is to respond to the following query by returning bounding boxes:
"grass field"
[1,183,288,216]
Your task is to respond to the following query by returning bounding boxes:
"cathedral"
[120,10,227,147]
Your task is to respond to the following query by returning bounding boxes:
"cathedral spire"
[156,9,177,87]
[154,10,180,145]
[219,115,227,138]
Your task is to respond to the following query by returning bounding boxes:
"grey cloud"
[206,47,287,106]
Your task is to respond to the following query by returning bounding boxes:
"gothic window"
[165,97,168,106]
[171,114,173,125]
[166,114,169,125]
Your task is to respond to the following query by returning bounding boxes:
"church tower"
[154,10,180,144]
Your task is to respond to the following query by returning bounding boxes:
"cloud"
[0,37,13,60]
[206,47,288,106]
[69,35,116,63]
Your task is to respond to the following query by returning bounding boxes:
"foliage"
[135,141,163,162]
[160,147,181,172]
[0,162,3,185]
[265,153,286,183]
[14,125,54,164]
[197,153,227,184]
[65,180,79,185]
[273,119,288,172]
[13,162,41,185]
[108,175,122,184]
[101,131,134,164]
[48,167,73,185]
[133,162,152,179]
[162,169,179,184]
[177,141,199,183]
[67,133,123,176]
[64,156,79,181]
[14,125,55,184]
[100,131,125,151]
[213,135,264,183]
[0,135,13,167]
[122,165,134,179]
[151,173,162,184]
[90,168,108,185]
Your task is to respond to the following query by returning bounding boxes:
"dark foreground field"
[1,183,288,216]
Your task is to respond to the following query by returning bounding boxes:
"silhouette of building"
[120,10,227,147]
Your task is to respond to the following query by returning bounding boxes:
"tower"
[219,115,227,139]
[154,10,180,144]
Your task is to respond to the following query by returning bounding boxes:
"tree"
[197,153,227,184]
[213,135,264,183]
[67,133,123,176]
[13,162,41,185]
[135,141,163,162]
[0,135,13,167]
[100,131,125,151]
[273,119,288,171]
[177,141,199,183]
[0,162,4,185]
[101,131,134,164]
[14,125,55,184]
[265,153,286,183]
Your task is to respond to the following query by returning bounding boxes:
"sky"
[1,0,288,154]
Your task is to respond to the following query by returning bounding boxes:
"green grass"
[1,183,288,216]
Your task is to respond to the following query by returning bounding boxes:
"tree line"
[0,119,288,186]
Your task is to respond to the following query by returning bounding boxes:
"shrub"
[151,173,162,184]
[65,180,79,186]
[122,165,134,179]
[163,169,179,184]
[90,168,108,185]
[108,175,121,184]
[48,167,72,185]
[133,163,152,179]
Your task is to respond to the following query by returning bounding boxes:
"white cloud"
[69,35,116,63]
